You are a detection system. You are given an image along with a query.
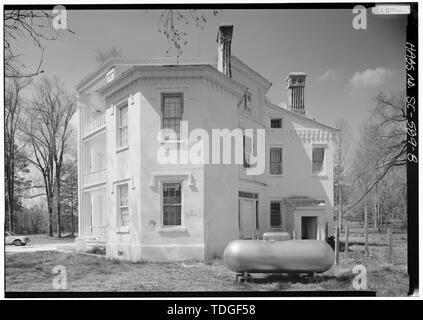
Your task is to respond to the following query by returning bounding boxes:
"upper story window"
[312,147,325,175]
[117,184,129,231]
[106,68,115,83]
[270,147,282,175]
[162,93,183,139]
[162,182,182,226]
[270,118,282,128]
[270,201,282,228]
[117,104,128,149]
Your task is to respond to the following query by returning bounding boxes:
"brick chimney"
[286,73,306,115]
[217,24,234,78]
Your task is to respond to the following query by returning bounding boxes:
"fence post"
[334,226,340,265]
[387,227,393,263]
[345,226,349,258]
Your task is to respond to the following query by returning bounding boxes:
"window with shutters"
[270,202,282,228]
[312,147,325,175]
[162,182,182,226]
[117,104,128,149]
[161,93,183,140]
[117,184,129,232]
[270,148,282,175]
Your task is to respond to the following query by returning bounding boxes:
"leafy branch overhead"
[158,10,221,57]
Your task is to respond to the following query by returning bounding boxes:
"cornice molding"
[267,129,336,143]
[97,65,248,102]
[75,56,217,93]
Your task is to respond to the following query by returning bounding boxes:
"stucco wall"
[202,81,240,259]
[263,105,335,237]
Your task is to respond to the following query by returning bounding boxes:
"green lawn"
[5,229,408,296]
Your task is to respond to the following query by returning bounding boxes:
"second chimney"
[286,73,306,115]
[217,24,234,78]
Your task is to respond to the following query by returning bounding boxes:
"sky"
[14,8,407,142]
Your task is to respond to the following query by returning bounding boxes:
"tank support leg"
[236,272,245,283]
[245,273,253,283]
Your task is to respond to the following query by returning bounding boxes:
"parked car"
[5,231,30,246]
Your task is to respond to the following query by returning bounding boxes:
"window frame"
[270,118,283,129]
[312,146,326,176]
[269,147,283,176]
[161,181,183,227]
[161,93,184,141]
[116,102,129,150]
[270,201,282,228]
[116,183,130,233]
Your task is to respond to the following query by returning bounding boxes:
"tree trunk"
[56,186,61,238]
[338,184,343,232]
[48,201,53,236]
[70,200,74,238]
[373,195,378,232]
[6,156,15,232]
[364,202,369,257]
[47,189,54,237]
[55,162,62,238]
[7,179,14,232]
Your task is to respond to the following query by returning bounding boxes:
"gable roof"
[266,102,338,132]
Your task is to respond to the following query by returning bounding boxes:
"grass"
[5,226,408,296]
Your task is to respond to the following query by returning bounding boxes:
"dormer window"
[106,68,115,83]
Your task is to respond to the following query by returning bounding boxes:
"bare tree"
[157,10,220,58]
[61,154,78,237]
[94,46,124,65]
[4,10,73,78]
[334,118,353,232]
[372,92,407,169]
[350,122,379,257]
[21,76,76,237]
[5,77,31,232]
[347,92,407,211]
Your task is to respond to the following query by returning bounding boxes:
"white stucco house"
[75,25,337,261]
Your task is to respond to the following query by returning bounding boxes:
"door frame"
[238,191,259,239]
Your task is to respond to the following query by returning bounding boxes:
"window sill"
[269,174,283,177]
[116,146,129,153]
[159,139,183,144]
[313,174,328,179]
[158,226,187,233]
[117,226,129,234]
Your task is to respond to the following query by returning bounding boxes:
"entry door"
[301,216,317,239]
[239,199,255,239]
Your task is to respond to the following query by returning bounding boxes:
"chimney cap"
[217,24,234,42]
[286,72,306,79]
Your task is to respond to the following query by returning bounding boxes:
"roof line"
[266,102,338,131]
